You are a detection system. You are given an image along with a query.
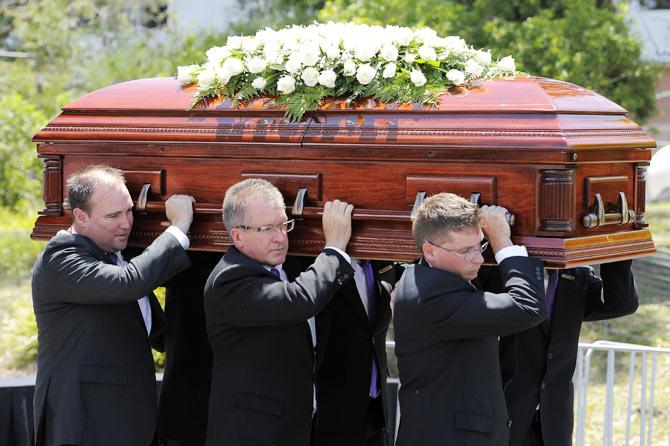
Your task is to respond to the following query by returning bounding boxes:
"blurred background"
[1,1,669,443]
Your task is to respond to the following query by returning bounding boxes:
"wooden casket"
[31,76,656,268]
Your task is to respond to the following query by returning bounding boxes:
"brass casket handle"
[583,192,635,229]
[136,183,151,212]
[292,187,308,219]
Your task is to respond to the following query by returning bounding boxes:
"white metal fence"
[386,340,670,446]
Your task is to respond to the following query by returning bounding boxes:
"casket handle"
[583,192,635,229]
[136,183,151,212]
[469,192,515,226]
[292,187,308,219]
[410,192,427,218]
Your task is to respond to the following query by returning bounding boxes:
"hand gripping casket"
[31,76,656,267]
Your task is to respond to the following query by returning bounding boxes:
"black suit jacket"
[31,231,190,446]
[314,261,395,445]
[393,256,546,446]
[203,246,354,446]
[499,260,638,446]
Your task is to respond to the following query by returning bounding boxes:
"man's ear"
[421,241,435,263]
[72,208,89,228]
[229,228,243,249]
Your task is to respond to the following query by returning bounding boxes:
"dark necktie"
[270,267,281,279]
[546,269,560,320]
[362,260,380,398]
[104,252,118,265]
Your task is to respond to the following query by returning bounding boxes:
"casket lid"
[34,76,655,153]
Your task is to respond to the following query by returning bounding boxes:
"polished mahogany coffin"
[31,76,656,267]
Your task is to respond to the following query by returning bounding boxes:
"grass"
[646,201,670,249]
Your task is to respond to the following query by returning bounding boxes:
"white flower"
[410,69,427,87]
[343,60,357,76]
[222,58,244,77]
[252,77,267,90]
[318,69,337,88]
[474,50,492,65]
[418,45,437,61]
[382,63,397,79]
[301,43,321,67]
[356,64,376,85]
[446,69,465,85]
[284,56,302,74]
[177,65,199,85]
[277,75,296,94]
[497,56,516,72]
[247,57,267,74]
[215,66,231,86]
[226,36,244,49]
[415,27,438,43]
[443,36,467,52]
[403,53,416,63]
[301,67,320,87]
[197,66,217,89]
[325,45,340,59]
[241,37,259,53]
[464,59,484,77]
[380,43,398,62]
[354,41,378,62]
[205,46,231,66]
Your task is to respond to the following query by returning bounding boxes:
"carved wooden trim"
[39,155,63,216]
[635,164,648,228]
[539,169,575,233]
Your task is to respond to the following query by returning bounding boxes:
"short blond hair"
[412,193,481,246]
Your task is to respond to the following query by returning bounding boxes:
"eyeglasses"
[425,238,489,261]
[236,219,295,234]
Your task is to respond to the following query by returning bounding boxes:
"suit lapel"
[282,256,316,360]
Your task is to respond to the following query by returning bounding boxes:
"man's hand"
[165,194,195,234]
[322,199,353,251]
[480,205,513,254]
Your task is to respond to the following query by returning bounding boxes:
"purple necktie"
[546,269,560,320]
[363,260,380,398]
[270,267,281,279]
[104,252,118,265]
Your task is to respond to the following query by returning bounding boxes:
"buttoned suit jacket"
[314,261,395,446]
[499,260,638,446]
[31,231,191,446]
[203,246,354,446]
[393,256,546,446]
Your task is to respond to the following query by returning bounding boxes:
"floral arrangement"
[177,22,517,122]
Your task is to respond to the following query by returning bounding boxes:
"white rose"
[277,75,296,94]
[382,63,397,79]
[215,66,231,86]
[325,45,340,59]
[415,27,438,43]
[247,57,267,74]
[205,46,231,66]
[497,55,516,72]
[177,65,198,85]
[301,67,320,87]
[241,37,259,53]
[354,41,378,62]
[380,43,398,62]
[197,67,217,89]
[443,36,467,53]
[301,43,321,67]
[403,53,416,63]
[418,45,437,61]
[410,69,427,87]
[252,77,267,90]
[318,69,337,88]
[226,36,244,49]
[474,50,492,65]
[221,58,244,78]
[446,69,465,85]
[343,60,357,76]
[464,59,484,76]
[356,63,376,85]
[285,56,302,74]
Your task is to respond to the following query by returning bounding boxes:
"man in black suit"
[499,261,639,446]
[203,178,355,446]
[392,192,546,446]
[313,260,396,446]
[32,165,194,446]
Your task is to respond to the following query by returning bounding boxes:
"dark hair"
[412,192,481,246]
[66,165,126,214]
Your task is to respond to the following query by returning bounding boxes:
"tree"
[318,0,660,122]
